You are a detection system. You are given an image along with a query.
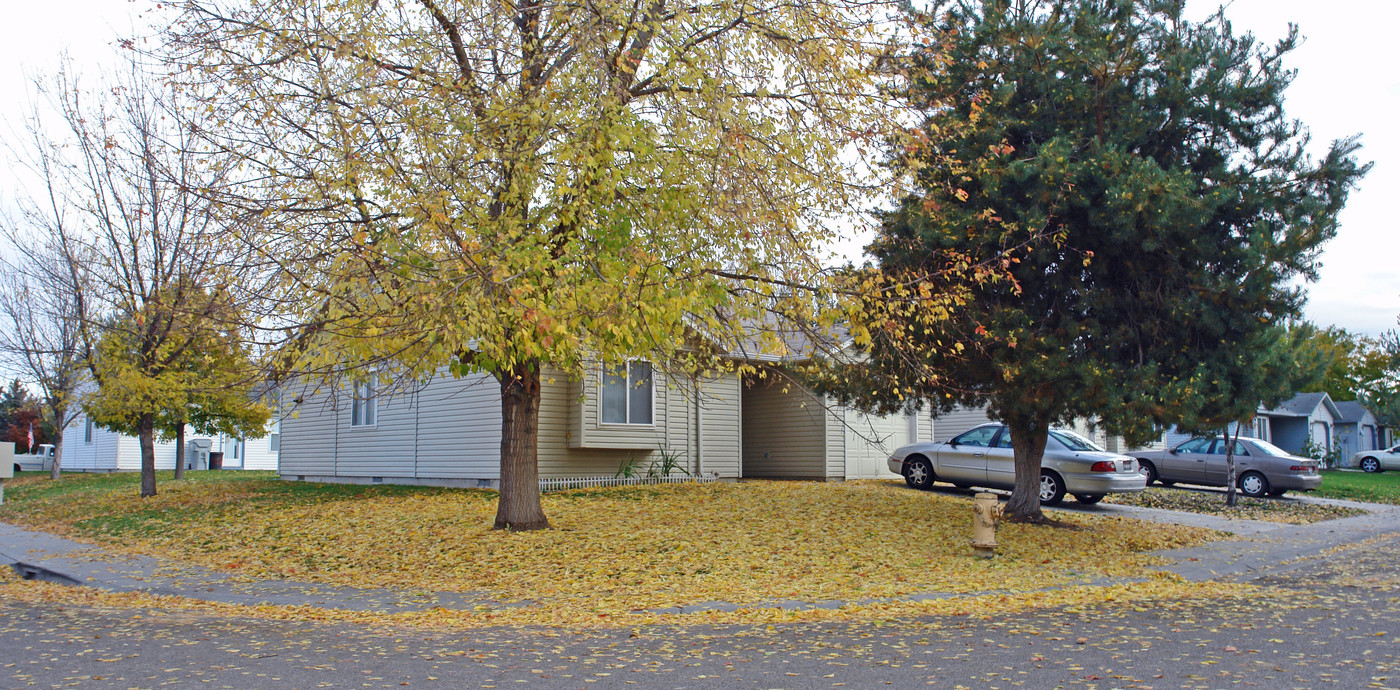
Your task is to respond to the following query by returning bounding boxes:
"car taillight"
[1090,461,1115,472]
[1290,465,1316,473]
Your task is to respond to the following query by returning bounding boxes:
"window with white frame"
[601,361,653,425]
[84,417,93,444]
[351,380,377,427]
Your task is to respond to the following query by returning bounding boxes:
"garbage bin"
[209,451,224,470]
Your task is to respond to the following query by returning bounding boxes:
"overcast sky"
[2,0,1396,335]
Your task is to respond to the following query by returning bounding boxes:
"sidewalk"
[5,494,1399,615]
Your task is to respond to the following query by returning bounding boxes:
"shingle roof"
[1333,400,1376,424]
[1261,391,1339,418]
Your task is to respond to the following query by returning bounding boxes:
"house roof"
[1333,400,1377,424]
[1261,391,1342,419]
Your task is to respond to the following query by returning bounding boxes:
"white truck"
[13,443,55,473]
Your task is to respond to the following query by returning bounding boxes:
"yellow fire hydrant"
[971,492,1001,558]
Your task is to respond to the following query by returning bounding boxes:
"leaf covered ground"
[1102,486,1366,523]
[0,472,1230,627]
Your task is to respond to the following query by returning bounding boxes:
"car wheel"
[1138,460,1159,485]
[1073,493,1105,505]
[904,455,935,490]
[1361,457,1382,473]
[1038,470,1066,506]
[1239,471,1270,498]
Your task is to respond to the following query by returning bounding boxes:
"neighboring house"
[1333,400,1383,460]
[61,410,280,472]
[1256,392,1340,457]
[279,362,932,487]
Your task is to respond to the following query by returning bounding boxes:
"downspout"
[695,380,703,477]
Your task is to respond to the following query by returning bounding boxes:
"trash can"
[209,451,224,470]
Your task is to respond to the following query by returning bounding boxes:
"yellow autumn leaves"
[0,474,1232,627]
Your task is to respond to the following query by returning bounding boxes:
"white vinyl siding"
[933,405,996,442]
[697,374,742,478]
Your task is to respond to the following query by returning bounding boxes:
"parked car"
[887,423,1146,506]
[12,444,55,474]
[1354,444,1400,473]
[1132,437,1320,498]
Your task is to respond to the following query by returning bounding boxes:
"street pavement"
[2,492,1399,688]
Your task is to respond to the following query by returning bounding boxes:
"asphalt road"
[4,533,1399,689]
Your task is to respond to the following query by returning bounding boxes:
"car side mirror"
[948,440,958,447]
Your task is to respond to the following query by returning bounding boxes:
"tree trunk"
[138,412,157,498]
[1005,416,1051,523]
[494,362,550,531]
[1225,423,1243,508]
[174,421,186,480]
[49,434,62,481]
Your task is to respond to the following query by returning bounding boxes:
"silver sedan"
[1132,436,1321,497]
[1354,444,1400,473]
[887,423,1147,506]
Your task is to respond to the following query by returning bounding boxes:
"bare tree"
[0,238,87,481]
[13,57,267,497]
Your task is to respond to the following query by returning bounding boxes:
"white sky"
[2,0,1397,334]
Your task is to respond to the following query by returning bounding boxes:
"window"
[351,380,377,427]
[1209,440,1249,456]
[1050,430,1104,452]
[952,425,998,448]
[232,438,243,460]
[270,433,280,453]
[1175,438,1211,454]
[600,361,653,425]
[84,417,93,444]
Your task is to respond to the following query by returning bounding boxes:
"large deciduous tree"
[817,0,1368,521]
[166,0,912,529]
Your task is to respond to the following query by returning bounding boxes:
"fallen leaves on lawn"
[1102,488,1365,524]
[0,476,1229,627]
[0,568,1256,631]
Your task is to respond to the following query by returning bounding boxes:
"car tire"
[1239,471,1270,498]
[904,455,935,490]
[1138,460,1159,485]
[1038,470,1066,506]
[1361,457,1382,473]
[1073,493,1105,505]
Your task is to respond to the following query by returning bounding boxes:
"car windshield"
[1250,439,1294,457]
[1049,430,1104,452]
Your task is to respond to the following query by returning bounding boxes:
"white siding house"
[279,361,928,486]
[280,364,748,486]
[60,410,279,472]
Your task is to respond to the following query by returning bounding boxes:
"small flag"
[27,422,34,450]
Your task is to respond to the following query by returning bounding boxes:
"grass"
[1311,470,1400,504]
[0,472,1231,627]
[1102,487,1366,523]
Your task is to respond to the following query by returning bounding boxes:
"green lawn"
[1313,470,1400,504]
